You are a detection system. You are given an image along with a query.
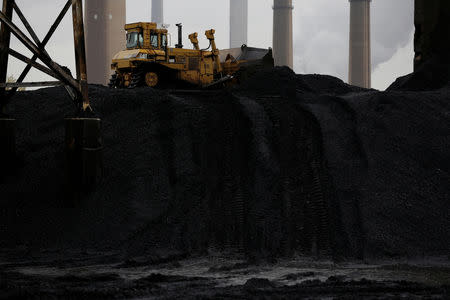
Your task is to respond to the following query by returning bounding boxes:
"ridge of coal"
[1,67,449,260]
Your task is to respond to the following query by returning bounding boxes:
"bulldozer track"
[128,69,145,89]
[108,73,118,88]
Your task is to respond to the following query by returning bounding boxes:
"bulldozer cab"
[125,22,167,50]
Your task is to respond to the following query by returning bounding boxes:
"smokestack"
[152,0,164,24]
[348,0,371,88]
[230,0,248,48]
[272,0,293,69]
[85,0,126,85]
[175,23,183,48]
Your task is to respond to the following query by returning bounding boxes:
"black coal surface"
[1,67,449,260]
[389,55,450,92]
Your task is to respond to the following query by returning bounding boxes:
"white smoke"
[372,30,414,90]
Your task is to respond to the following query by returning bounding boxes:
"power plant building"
[272,0,293,69]
[230,0,248,48]
[348,0,371,88]
[85,0,126,85]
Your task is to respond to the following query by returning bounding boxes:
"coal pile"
[388,55,450,91]
[1,67,449,260]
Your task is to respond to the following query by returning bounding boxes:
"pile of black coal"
[1,66,449,260]
[388,55,450,91]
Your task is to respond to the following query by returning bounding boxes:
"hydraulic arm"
[205,29,222,73]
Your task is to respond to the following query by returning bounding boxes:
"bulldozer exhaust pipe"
[175,23,183,49]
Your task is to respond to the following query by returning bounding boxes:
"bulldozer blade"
[219,45,273,66]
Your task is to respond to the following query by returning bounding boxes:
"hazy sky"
[5,0,414,90]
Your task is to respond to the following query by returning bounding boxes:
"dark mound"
[1,67,449,260]
[1,81,333,259]
[298,73,368,95]
[234,66,366,96]
[234,65,305,96]
[388,55,450,91]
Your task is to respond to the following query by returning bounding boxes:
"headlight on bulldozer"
[136,53,148,59]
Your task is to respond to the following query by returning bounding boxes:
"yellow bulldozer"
[109,22,272,89]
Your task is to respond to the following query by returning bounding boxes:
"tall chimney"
[348,0,371,88]
[85,0,126,85]
[272,0,293,68]
[152,0,164,24]
[230,0,248,48]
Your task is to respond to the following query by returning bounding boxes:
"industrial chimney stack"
[348,0,371,88]
[272,0,293,69]
[230,0,248,48]
[85,0,126,85]
[152,0,164,24]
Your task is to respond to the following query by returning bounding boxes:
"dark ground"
[1,66,449,298]
[1,251,449,299]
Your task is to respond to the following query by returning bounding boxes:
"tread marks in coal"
[247,95,334,257]
[223,95,252,251]
[307,128,331,256]
[330,96,369,258]
[265,97,310,255]
[302,112,349,259]
[237,95,281,255]
[290,103,333,257]
[217,95,243,249]
[160,95,213,251]
[332,105,367,259]
[148,92,254,252]
[300,95,369,259]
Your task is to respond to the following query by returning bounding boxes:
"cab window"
[126,32,138,48]
[161,34,167,48]
[138,34,144,47]
[126,32,143,48]
[150,33,158,48]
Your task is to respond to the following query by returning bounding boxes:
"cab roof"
[124,22,168,34]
